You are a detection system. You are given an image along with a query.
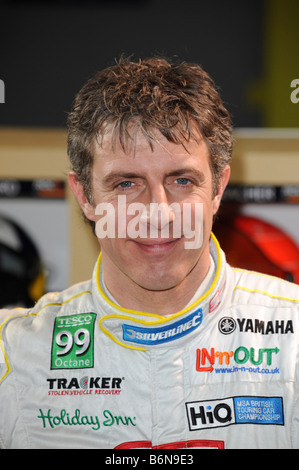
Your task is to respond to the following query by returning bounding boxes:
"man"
[0,57,299,449]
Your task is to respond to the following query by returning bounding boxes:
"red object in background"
[213,214,299,284]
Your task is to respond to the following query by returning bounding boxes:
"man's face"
[70,130,229,294]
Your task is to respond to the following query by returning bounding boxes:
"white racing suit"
[0,234,299,449]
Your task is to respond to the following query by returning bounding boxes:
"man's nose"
[140,185,176,232]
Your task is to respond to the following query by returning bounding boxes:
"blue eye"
[119,181,134,188]
[176,177,190,185]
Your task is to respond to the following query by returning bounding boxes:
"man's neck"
[101,255,212,315]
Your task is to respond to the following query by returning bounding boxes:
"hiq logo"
[0,80,5,103]
[186,396,284,431]
[186,398,234,431]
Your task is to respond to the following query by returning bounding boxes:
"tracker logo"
[47,376,123,396]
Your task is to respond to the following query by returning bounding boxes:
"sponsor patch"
[122,308,203,346]
[195,345,280,375]
[218,317,294,335]
[186,396,284,431]
[51,313,96,370]
[37,408,136,431]
[46,376,123,396]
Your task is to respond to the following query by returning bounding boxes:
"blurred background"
[0,0,298,306]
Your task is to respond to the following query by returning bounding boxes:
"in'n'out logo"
[195,345,280,374]
[0,79,4,103]
[94,196,203,249]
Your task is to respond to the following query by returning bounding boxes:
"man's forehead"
[93,125,206,160]
[91,131,211,188]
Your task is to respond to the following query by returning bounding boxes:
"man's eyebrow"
[102,172,144,186]
[166,167,206,181]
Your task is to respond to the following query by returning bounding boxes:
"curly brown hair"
[67,56,233,204]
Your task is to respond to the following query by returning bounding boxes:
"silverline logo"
[123,309,203,345]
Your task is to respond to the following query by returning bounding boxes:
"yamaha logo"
[218,316,294,335]
[218,317,236,335]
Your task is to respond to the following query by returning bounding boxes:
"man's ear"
[68,171,96,222]
[212,165,231,215]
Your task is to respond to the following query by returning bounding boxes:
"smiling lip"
[131,238,182,254]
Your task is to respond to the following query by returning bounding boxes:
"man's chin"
[129,267,187,294]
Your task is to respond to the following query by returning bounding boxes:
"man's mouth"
[130,237,182,254]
